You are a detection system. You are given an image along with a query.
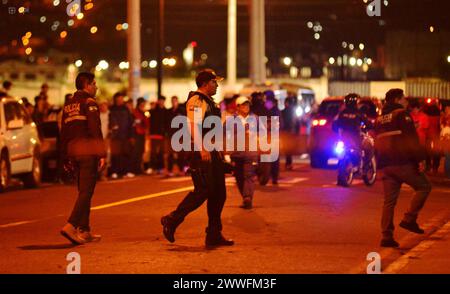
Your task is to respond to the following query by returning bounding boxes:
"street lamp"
[282,57,292,67]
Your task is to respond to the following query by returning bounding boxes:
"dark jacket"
[281,106,296,133]
[149,105,167,136]
[374,102,426,168]
[60,90,105,159]
[333,108,369,134]
[167,105,186,136]
[109,105,134,140]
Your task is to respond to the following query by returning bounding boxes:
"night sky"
[1,0,449,75]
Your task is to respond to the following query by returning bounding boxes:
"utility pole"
[249,0,266,85]
[227,0,237,88]
[127,0,141,102]
[157,0,165,98]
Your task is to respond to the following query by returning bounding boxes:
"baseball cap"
[236,96,251,106]
[195,69,224,87]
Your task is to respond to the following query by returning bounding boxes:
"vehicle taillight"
[312,119,327,126]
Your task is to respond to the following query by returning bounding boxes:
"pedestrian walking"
[374,89,431,248]
[226,96,259,209]
[60,72,106,245]
[161,69,234,247]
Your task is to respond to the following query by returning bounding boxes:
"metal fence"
[329,81,450,99]
[406,81,450,99]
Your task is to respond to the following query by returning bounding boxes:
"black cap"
[137,97,146,105]
[195,69,223,87]
[385,88,404,103]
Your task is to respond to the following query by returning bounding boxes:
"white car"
[0,97,41,191]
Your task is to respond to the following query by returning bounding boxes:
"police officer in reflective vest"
[60,72,106,245]
[161,69,234,248]
[375,88,431,248]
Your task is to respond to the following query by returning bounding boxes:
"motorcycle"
[334,132,377,187]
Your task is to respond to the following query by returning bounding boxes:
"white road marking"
[101,178,139,184]
[383,221,450,274]
[279,177,308,184]
[0,186,194,229]
[91,186,194,210]
[0,220,37,228]
[160,176,191,182]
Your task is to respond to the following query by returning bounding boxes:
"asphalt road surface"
[0,162,449,274]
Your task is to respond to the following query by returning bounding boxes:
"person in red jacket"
[131,97,150,174]
[422,100,441,174]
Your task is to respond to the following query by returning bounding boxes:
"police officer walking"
[375,89,432,248]
[60,72,106,245]
[161,69,234,248]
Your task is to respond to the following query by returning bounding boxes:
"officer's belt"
[376,130,402,139]
[64,115,87,124]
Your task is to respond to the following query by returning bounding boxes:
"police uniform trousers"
[169,151,226,234]
[68,156,99,231]
[381,164,432,239]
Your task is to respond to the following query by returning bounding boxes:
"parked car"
[38,120,60,182]
[0,97,41,191]
[309,96,380,168]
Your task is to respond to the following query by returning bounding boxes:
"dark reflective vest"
[186,91,222,163]
[375,105,424,168]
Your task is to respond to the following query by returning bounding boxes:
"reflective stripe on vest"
[64,115,87,124]
[376,130,402,139]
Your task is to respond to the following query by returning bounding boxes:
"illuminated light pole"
[249,0,266,85]
[157,0,165,98]
[127,0,141,102]
[227,0,237,87]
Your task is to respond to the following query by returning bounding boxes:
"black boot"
[161,214,182,243]
[399,220,425,234]
[205,227,234,248]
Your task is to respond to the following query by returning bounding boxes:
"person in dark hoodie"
[375,88,431,248]
[161,69,234,248]
[264,90,281,185]
[109,92,135,179]
[148,95,167,175]
[166,95,187,177]
[60,72,105,245]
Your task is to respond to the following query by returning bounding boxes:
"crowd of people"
[408,99,450,179]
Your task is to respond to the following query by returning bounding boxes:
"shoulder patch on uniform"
[187,95,203,111]
[88,105,98,112]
